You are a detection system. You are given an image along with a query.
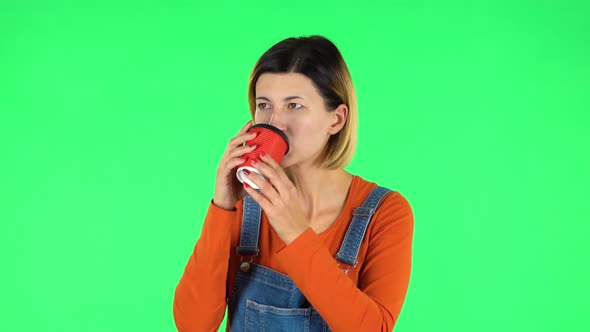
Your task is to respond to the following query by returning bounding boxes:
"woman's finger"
[238,120,253,135]
[229,143,257,159]
[260,152,291,184]
[243,177,272,210]
[253,154,290,197]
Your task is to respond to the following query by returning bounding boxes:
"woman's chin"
[279,154,291,167]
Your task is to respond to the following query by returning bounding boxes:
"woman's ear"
[328,104,348,135]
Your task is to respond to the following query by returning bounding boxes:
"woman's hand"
[213,120,258,210]
[242,151,309,245]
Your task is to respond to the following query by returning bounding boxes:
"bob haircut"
[247,35,358,169]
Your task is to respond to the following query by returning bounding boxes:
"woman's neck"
[283,166,352,221]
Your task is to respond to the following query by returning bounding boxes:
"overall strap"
[236,193,262,257]
[335,186,394,268]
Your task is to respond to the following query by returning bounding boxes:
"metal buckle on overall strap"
[352,207,374,217]
[236,247,259,273]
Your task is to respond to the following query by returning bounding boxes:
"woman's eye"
[257,103,302,110]
[257,103,270,110]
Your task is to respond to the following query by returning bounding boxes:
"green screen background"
[1,1,588,331]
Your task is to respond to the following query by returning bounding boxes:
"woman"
[173,35,414,332]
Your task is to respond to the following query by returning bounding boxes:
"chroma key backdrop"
[1,1,588,331]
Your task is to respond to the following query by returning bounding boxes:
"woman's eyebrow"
[256,96,305,101]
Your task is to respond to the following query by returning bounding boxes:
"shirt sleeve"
[173,199,241,332]
[273,191,414,332]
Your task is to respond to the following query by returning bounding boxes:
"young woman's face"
[254,72,340,168]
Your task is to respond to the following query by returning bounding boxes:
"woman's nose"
[268,109,287,131]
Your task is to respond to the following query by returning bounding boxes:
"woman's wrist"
[212,199,236,211]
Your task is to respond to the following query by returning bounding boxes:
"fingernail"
[241,155,247,161]
[251,159,257,165]
[244,170,250,175]
[260,151,267,157]
[250,144,257,149]
[243,182,250,189]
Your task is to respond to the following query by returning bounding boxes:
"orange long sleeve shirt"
[173,174,414,332]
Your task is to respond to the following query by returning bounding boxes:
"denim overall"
[227,185,393,332]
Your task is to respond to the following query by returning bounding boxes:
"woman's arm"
[173,199,240,332]
[273,191,414,331]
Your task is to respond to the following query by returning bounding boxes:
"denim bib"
[227,186,393,331]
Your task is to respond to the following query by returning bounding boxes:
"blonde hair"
[247,35,357,169]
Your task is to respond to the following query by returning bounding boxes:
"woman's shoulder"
[352,174,411,207]
[352,175,414,235]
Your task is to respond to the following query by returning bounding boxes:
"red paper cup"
[236,124,289,190]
